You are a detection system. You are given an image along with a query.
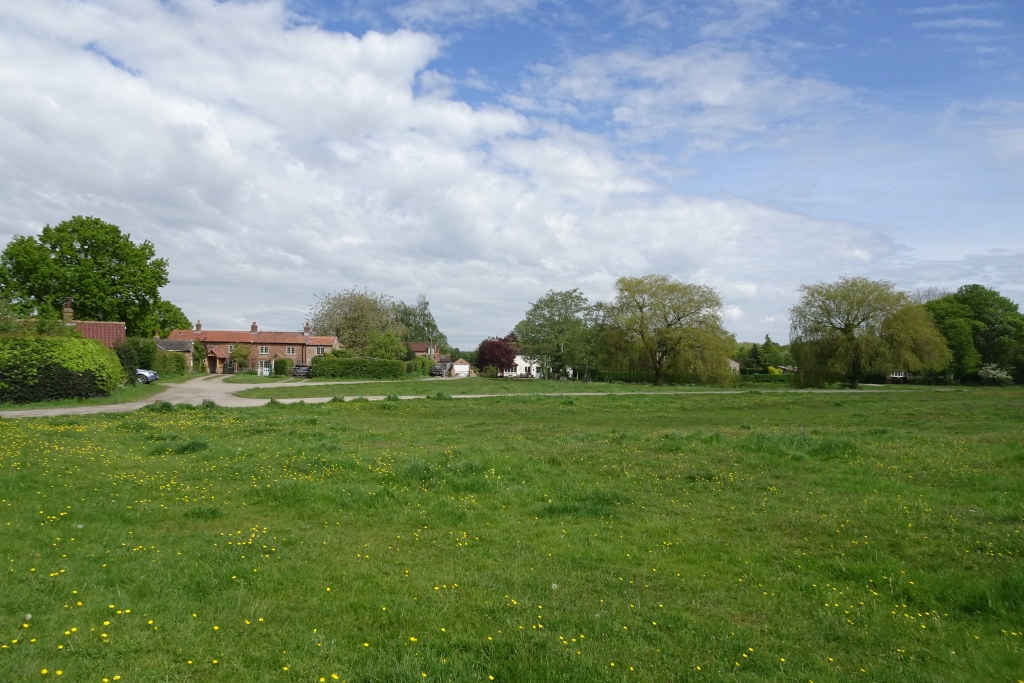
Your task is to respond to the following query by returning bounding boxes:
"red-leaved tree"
[476,333,517,373]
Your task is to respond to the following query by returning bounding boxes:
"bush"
[406,355,433,376]
[192,340,207,373]
[125,337,157,370]
[740,374,795,384]
[480,365,499,379]
[0,336,123,404]
[153,350,188,377]
[979,364,1014,386]
[114,341,138,381]
[274,358,295,376]
[310,356,406,379]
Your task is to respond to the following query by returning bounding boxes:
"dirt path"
[0,375,925,419]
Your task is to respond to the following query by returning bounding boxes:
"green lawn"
[1,389,1021,682]
[235,376,903,400]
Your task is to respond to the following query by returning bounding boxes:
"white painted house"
[452,358,471,377]
[500,355,544,378]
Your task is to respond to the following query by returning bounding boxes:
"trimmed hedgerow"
[273,358,295,377]
[153,350,188,377]
[0,336,123,404]
[310,356,405,379]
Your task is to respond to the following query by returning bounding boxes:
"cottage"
[501,354,543,378]
[155,338,196,370]
[61,299,126,348]
[168,321,340,375]
[405,342,441,363]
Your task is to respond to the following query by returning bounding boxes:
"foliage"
[514,289,599,379]
[365,330,407,361]
[153,350,188,377]
[479,364,499,378]
[978,364,1014,386]
[0,296,19,333]
[230,344,251,371]
[138,300,192,338]
[790,276,951,388]
[310,355,405,379]
[395,295,449,352]
[273,358,295,377]
[925,285,1024,383]
[0,216,186,336]
[609,274,727,386]
[0,336,122,403]
[476,335,517,373]
[192,340,207,373]
[309,288,404,352]
[406,355,433,376]
[113,341,138,381]
[124,337,157,371]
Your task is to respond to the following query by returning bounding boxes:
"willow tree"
[610,275,727,386]
[309,288,405,352]
[789,276,951,388]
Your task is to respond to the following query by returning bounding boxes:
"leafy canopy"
[609,274,725,386]
[790,276,950,387]
[0,216,188,336]
[514,289,596,379]
[309,288,404,352]
[395,295,449,352]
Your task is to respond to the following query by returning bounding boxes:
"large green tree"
[309,288,405,352]
[395,295,449,351]
[514,289,596,379]
[609,275,726,386]
[923,297,984,380]
[0,216,187,336]
[790,276,951,388]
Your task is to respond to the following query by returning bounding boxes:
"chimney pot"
[195,320,202,332]
[251,322,258,333]
[304,321,311,335]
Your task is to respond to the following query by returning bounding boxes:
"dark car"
[136,369,159,384]
[429,365,445,376]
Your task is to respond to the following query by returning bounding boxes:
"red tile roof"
[74,321,126,348]
[309,336,337,346]
[405,342,435,353]
[168,328,339,347]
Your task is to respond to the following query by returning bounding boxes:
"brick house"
[167,321,340,374]
[404,342,441,363]
[62,299,126,348]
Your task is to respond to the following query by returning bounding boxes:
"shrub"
[192,340,207,373]
[406,355,433,376]
[274,358,295,376]
[0,336,123,404]
[480,365,499,379]
[310,356,405,379]
[979,364,1014,386]
[114,341,138,381]
[153,350,188,377]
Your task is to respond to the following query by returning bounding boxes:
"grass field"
[0,375,194,411]
[234,377,905,400]
[1,389,1022,682]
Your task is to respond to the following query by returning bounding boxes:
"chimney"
[154,331,161,339]
[62,297,74,325]
[195,320,202,332]
[250,322,258,333]
[303,322,311,335]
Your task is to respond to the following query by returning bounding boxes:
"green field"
[235,377,886,400]
[1,389,1022,681]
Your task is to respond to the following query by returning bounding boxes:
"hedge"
[310,356,405,379]
[406,355,433,376]
[0,336,123,404]
[273,358,295,376]
[153,350,189,378]
[740,373,794,384]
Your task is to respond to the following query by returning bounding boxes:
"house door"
[207,356,217,374]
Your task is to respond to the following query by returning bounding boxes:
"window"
[228,344,235,353]
[316,347,325,355]
[259,346,269,355]
[286,346,295,355]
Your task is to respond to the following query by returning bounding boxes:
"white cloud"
[517,45,851,152]
[0,0,1017,348]
[914,18,1003,28]
[906,3,1003,14]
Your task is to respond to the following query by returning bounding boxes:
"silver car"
[135,369,159,384]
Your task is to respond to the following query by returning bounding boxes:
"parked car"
[429,365,445,376]
[136,369,159,384]
[292,364,311,377]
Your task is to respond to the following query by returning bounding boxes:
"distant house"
[405,342,441,363]
[728,359,741,374]
[61,299,126,349]
[452,358,471,377]
[501,355,543,378]
[167,321,340,375]
[438,354,452,375]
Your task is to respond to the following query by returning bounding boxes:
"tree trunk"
[850,375,860,389]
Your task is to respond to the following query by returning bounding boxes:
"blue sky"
[0,0,1021,346]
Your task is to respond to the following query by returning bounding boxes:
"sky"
[0,0,1021,349]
